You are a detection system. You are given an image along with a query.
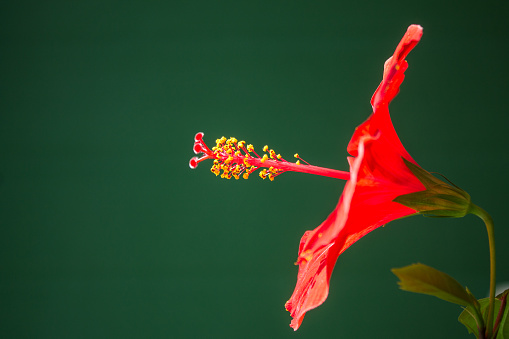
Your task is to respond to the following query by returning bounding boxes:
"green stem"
[469,204,496,338]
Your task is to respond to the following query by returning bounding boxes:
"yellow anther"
[237,141,245,148]
[268,174,275,181]
[243,157,250,166]
[294,153,299,158]
[259,169,267,179]
[213,159,219,165]
[277,154,282,159]
[234,151,241,156]
[260,154,268,163]
[247,144,254,152]
[221,170,232,179]
[233,174,240,180]
[269,149,276,159]
[225,156,233,164]
[300,250,313,263]
[243,173,249,179]
[263,145,269,152]
[296,160,301,165]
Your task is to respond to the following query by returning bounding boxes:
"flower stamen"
[190,133,351,181]
[294,153,311,165]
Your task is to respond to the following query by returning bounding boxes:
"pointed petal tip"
[289,316,303,331]
[407,25,423,41]
[408,24,423,33]
[402,25,423,49]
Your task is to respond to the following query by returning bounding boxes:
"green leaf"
[459,306,482,337]
[459,296,508,338]
[391,263,473,307]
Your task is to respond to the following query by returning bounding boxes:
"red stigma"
[189,157,199,169]
[194,132,204,142]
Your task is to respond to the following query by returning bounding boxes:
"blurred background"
[1,1,508,338]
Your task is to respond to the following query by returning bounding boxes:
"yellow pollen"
[294,153,299,158]
[300,250,313,263]
[296,160,301,165]
[202,135,291,182]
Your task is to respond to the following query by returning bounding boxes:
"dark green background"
[1,1,508,338]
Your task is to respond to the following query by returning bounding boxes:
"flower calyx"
[393,158,472,218]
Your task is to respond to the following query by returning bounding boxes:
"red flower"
[284,24,426,330]
[190,24,471,331]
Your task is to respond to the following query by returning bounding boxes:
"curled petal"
[371,24,423,109]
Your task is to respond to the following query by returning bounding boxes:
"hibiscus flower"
[190,24,472,331]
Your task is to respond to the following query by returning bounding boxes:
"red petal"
[286,25,425,330]
[371,24,423,109]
